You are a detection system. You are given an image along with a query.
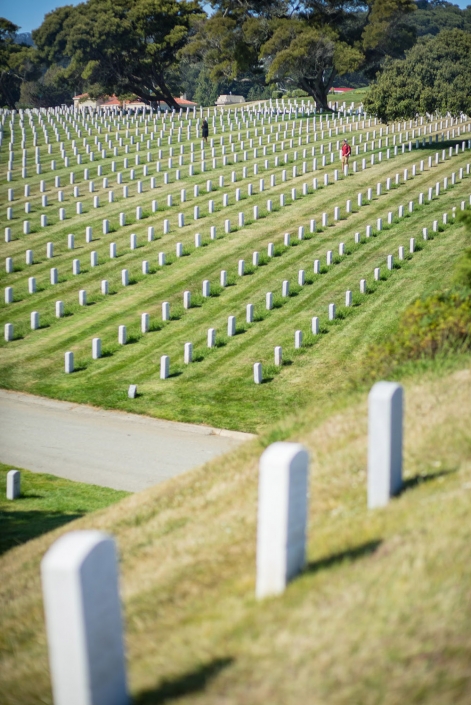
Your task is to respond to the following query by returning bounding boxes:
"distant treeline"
[0,1,470,114]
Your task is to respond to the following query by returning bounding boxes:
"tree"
[184,0,417,110]
[19,65,73,109]
[407,0,471,38]
[33,0,203,110]
[364,28,471,121]
[0,18,36,108]
[260,20,363,108]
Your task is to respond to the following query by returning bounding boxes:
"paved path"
[0,390,253,492]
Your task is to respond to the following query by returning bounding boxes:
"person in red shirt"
[341,138,351,168]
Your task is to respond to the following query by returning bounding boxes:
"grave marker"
[92,338,102,359]
[4,323,14,341]
[254,363,263,384]
[368,382,403,508]
[256,443,309,599]
[184,342,193,364]
[65,352,74,374]
[41,531,128,705]
[118,325,127,345]
[6,470,21,500]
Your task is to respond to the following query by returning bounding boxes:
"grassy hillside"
[2,106,471,702]
[1,106,470,431]
[1,363,470,704]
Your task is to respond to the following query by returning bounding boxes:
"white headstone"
[118,325,127,345]
[41,531,128,705]
[92,338,102,359]
[207,328,216,348]
[256,443,309,599]
[184,342,193,364]
[65,351,74,374]
[6,469,21,499]
[368,382,403,509]
[160,355,169,379]
[228,315,236,336]
[254,362,263,385]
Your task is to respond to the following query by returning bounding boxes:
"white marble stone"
[65,351,74,374]
[256,443,309,598]
[4,322,14,341]
[184,342,193,364]
[368,382,403,509]
[254,363,263,384]
[41,531,128,705]
[207,328,216,348]
[6,469,21,500]
[228,315,236,336]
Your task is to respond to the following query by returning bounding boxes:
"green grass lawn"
[1,107,470,430]
[0,463,129,555]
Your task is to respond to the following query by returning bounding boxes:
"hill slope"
[1,363,471,704]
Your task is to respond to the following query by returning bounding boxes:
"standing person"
[202,118,209,143]
[341,138,351,168]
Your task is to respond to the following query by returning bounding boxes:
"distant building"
[73,93,198,111]
[122,97,147,110]
[216,95,245,106]
[73,93,106,110]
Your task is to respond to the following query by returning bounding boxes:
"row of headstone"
[39,383,402,703]
[6,112,467,184]
[6,178,468,348]
[6,149,469,256]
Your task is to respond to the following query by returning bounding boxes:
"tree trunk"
[299,77,331,112]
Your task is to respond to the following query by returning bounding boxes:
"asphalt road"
[0,390,252,492]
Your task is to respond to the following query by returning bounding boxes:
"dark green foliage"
[364,289,471,380]
[0,18,37,108]
[364,29,471,120]
[32,0,203,109]
[408,0,471,38]
[18,64,72,108]
[185,0,416,110]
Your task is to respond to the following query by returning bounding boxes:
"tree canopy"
[0,18,37,108]
[3,0,471,112]
[184,0,417,109]
[32,0,203,110]
[364,28,471,120]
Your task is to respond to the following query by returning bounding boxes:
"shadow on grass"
[73,362,89,372]
[0,509,84,555]
[305,540,382,574]
[134,657,234,705]
[402,468,457,492]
